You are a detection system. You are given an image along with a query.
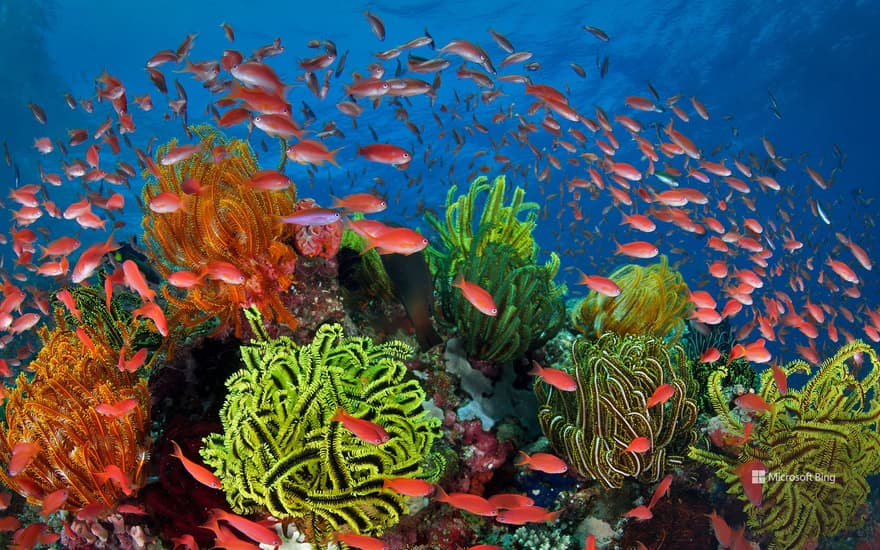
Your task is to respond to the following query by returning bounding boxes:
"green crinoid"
[688,340,880,549]
[200,309,442,545]
[536,332,698,488]
[425,174,566,363]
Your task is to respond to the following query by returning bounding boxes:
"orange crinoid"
[0,323,150,511]
[142,125,299,337]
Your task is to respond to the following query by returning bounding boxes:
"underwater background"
[0,0,878,549]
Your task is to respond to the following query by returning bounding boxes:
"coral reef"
[141,124,299,337]
[536,333,698,488]
[0,320,151,511]
[689,340,880,549]
[426,174,566,363]
[572,255,690,343]
[200,309,442,545]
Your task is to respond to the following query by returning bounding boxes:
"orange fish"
[94,464,133,496]
[735,459,766,507]
[169,440,222,489]
[286,139,342,167]
[700,347,721,363]
[452,274,498,316]
[487,493,534,509]
[495,504,562,525]
[623,436,651,453]
[95,397,139,418]
[382,477,435,497]
[645,384,675,407]
[575,270,621,297]
[614,240,658,259]
[771,364,788,395]
[357,143,412,167]
[528,361,576,391]
[706,510,732,547]
[515,451,568,474]
[623,504,653,520]
[122,260,156,302]
[333,532,388,550]
[734,392,772,413]
[8,441,40,476]
[209,508,281,546]
[332,407,390,444]
[434,486,498,516]
[330,193,387,214]
[647,473,673,509]
[132,302,168,336]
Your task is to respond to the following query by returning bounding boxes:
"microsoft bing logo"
[752,469,766,485]
[752,469,836,484]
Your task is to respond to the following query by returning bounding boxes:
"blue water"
[1,0,879,548]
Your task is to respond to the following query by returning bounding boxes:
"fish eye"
[490,308,498,314]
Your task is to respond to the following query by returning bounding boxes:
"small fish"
[382,477,435,497]
[357,143,412,167]
[496,505,562,525]
[279,207,342,226]
[645,384,675,407]
[647,473,673,509]
[706,510,733,547]
[700,347,721,363]
[487,493,534,509]
[734,392,772,413]
[362,227,429,256]
[94,464,133,495]
[331,193,387,214]
[334,532,388,550]
[286,139,342,167]
[735,459,766,507]
[364,11,386,41]
[623,436,651,453]
[209,508,281,547]
[614,240,659,259]
[170,440,222,489]
[528,361,576,391]
[434,486,498,516]
[515,451,568,474]
[623,504,653,520]
[452,274,498,316]
[204,261,246,285]
[95,397,139,417]
[583,25,609,41]
[575,270,621,297]
[8,441,40,475]
[39,488,68,517]
[332,407,390,444]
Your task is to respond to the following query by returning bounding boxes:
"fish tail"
[514,450,530,466]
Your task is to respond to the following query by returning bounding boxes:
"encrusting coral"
[536,332,697,488]
[425,174,566,363]
[689,340,880,549]
[141,124,299,337]
[200,308,442,545]
[0,317,152,511]
[572,255,690,343]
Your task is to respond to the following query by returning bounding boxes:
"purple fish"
[279,207,342,226]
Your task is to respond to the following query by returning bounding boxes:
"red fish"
[496,505,562,525]
[357,144,412,167]
[333,532,388,550]
[706,510,732,547]
[645,384,675,407]
[647,473,673,509]
[95,397,139,417]
[382,477,435,497]
[94,464,133,495]
[575,270,621,297]
[170,440,222,489]
[515,451,568,474]
[528,361,576,391]
[624,436,651,453]
[434,486,498,516]
[209,508,281,547]
[623,504,653,520]
[734,392,772,413]
[614,240,658,259]
[332,407,390,444]
[132,302,168,336]
[122,260,156,302]
[452,274,498,316]
[362,227,429,255]
[735,459,766,507]
[330,193,387,213]
[487,493,534,509]
[286,139,342,167]
[8,441,40,476]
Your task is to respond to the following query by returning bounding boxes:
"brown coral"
[0,321,150,511]
[141,125,299,337]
